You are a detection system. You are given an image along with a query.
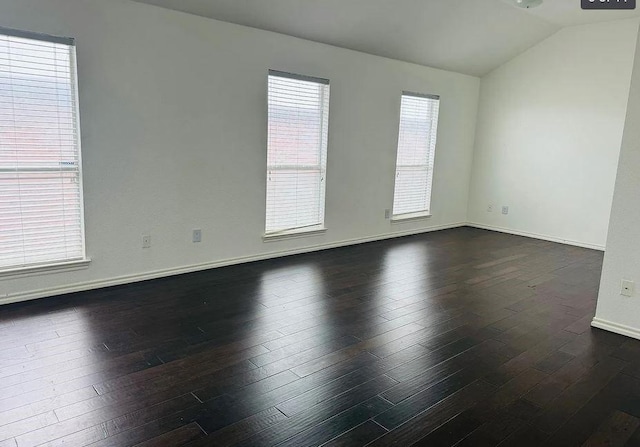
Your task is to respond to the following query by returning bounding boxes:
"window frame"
[0,27,89,275]
[391,91,440,222]
[263,70,330,239]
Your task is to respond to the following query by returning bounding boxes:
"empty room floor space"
[2,227,640,447]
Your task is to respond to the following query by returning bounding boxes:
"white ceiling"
[131,0,640,76]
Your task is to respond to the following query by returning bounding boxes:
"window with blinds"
[265,70,330,235]
[0,28,85,271]
[392,92,440,219]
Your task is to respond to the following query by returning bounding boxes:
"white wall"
[0,0,480,304]
[593,27,640,340]
[467,19,638,250]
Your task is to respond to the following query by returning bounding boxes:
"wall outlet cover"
[502,206,509,215]
[621,280,635,297]
[193,229,202,243]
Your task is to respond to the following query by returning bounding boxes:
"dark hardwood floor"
[1,227,639,447]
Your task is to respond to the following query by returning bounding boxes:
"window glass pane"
[392,94,440,217]
[0,31,84,270]
[266,73,330,234]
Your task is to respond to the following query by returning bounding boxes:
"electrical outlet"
[621,280,635,297]
[142,235,151,249]
[502,206,509,215]
[487,204,494,213]
[193,229,202,243]
[384,209,391,219]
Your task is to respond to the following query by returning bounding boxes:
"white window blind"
[0,28,85,271]
[266,70,330,235]
[392,92,440,218]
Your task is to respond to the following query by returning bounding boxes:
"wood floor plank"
[581,411,640,447]
[374,366,495,430]
[132,422,206,447]
[0,228,634,447]
[321,420,388,447]
[14,393,201,447]
[543,373,640,447]
[230,376,397,446]
[411,407,485,446]
[189,407,287,447]
[79,403,209,447]
[531,358,627,434]
[369,380,497,446]
[275,396,391,447]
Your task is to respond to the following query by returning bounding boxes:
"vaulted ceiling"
[131,0,640,76]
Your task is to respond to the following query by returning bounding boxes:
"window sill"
[391,212,432,223]
[263,227,327,242]
[0,258,91,279]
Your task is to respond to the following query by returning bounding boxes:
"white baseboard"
[466,222,605,251]
[1,222,465,306]
[591,317,640,341]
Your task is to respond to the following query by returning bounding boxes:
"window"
[392,92,440,219]
[265,70,330,236]
[0,28,86,272]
